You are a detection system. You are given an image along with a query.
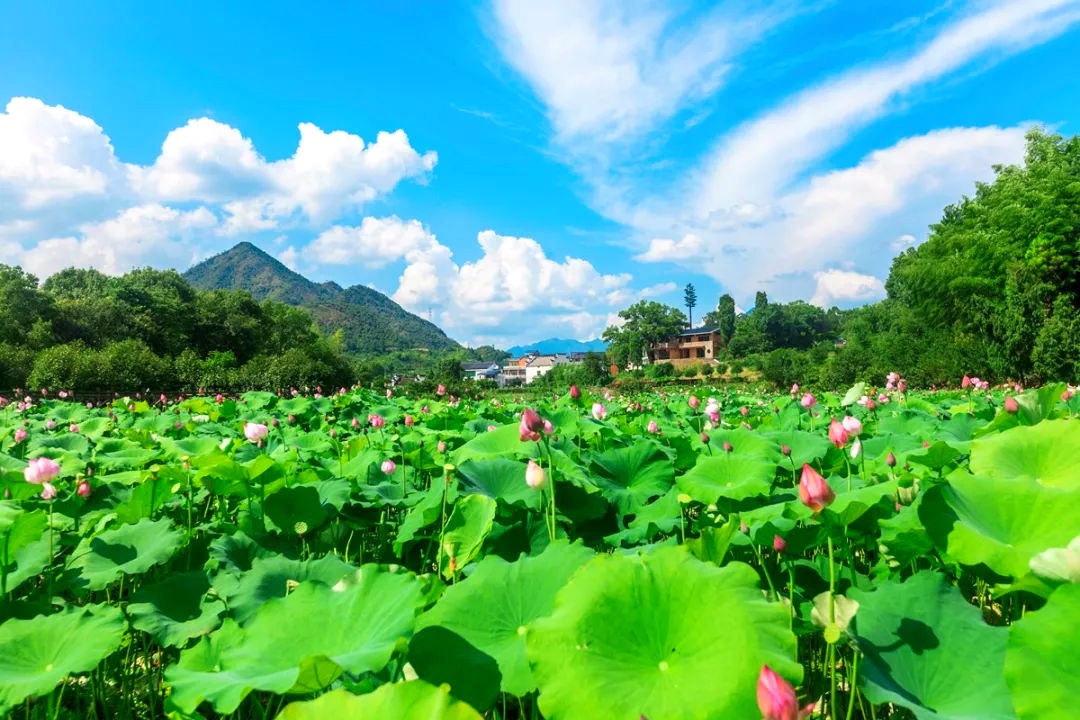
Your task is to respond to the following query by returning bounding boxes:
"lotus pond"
[0,381,1078,720]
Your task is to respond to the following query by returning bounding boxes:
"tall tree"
[603,300,687,368]
[754,291,769,313]
[684,283,697,327]
[704,293,737,343]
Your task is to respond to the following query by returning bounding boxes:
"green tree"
[703,293,737,344]
[602,300,686,368]
[683,283,697,327]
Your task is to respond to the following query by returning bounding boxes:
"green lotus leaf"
[419,540,594,696]
[686,516,740,566]
[848,571,1015,719]
[407,626,501,712]
[0,604,126,713]
[677,452,775,504]
[223,553,354,624]
[456,457,540,510]
[263,485,328,535]
[763,430,832,468]
[451,424,523,465]
[395,480,453,555]
[113,474,177,524]
[94,438,161,470]
[920,473,1080,577]
[128,571,224,647]
[64,517,183,591]
[276,682,483,720]
[527,546,799,720]
[439,494,496,577]
[1004,583,1080,720]
[704,428,780,462]
[590,441,674,515]
[166,566,424,714]
[969,419,1080,489]
[0,503,46,568]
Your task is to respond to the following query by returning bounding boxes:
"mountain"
[506,337,607,356]
[184,242,460,354]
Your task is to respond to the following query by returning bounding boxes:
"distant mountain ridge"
[184,242,460,354]
[506,337,607,356]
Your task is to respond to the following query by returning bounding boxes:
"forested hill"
[185,242,460,354]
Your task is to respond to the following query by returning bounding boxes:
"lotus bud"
[800,392,816,409]
[591,402,607,421]
[77,480,91,499]
[569,384,581,400]
[688,394,700,409]
[828,418,848,449]
[850,438,861,459]
[647,420,659,434]
[700,432,709,444]
[841,416,862,436]
[13,427,26,443]
[1004,396,1019,414]
[381,459,396,475]
[781,444,791,456]
[272,418,280,427]
[773,535,787,553]
[525,459,547,490]
[757,664,812,720]
[69,424,78,433]
[961,375,972,389]
[405,415,415,427]
[543,419,554,434]
[798,463,835,513]
[243,422,269,444]
[886,452,897,467]
[723,441,733,453]
[740,406,749,417]
[437,440,447,453]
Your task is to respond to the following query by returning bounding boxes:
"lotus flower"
[865,397,877,411]
[781,444,791,456]
[773,535,787,553]
[45,420,56,430]
[437,440,447,453]
[897,379,907,392]
[700,432,709,444]
[487,425,496,432]
[850,438,861,459]
[405,414,415,427]
[828,418,848,449]
[688,394,700,409]
[216,393,224,404]
[522,407,544,432]
[13,427,26,443]
[647,420,659,434]
[800,393,816,409]
[525,459,547,490]
[370,414,386,429]
[723,441,733,453]
[77,480,91,499]
[798,463,835,513]
[886,452,897,467]
[592,402,607,421]
[740,406,749,417]
[40,482,57,501]
[243,422,268,444]
[381,459,396,475]
[757,665,812,720]
[69,424,78,433]
[961,375,972,389]
[1005,397,1019,414]
[24,457,61,485]
[791,383,799,395]
[437,384,447,396]
[569,384,581,400]
[543,419,554,434]
[841,416,862,436]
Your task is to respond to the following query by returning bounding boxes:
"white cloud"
[891,233,920,253]
[637,124,1029,300]
[692,0,1080,217]
[21,203,217,278]
[640,281,677,297]
[389,228,636,345]
[809,269,886,308]
[0,97,129,212]
[488,0,788,145]
[309,216,439,268]
[278,245,300,271]
[134,118,437,231]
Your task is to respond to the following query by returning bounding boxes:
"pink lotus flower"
[243,422,268,444]
[841,416,862,436]
[800,393,816,409]
[370,414,386,429]
[77,480,91,499]
[160,393,167,404]
[352,417,360,429]
[386,388,393,399]
[521,407,544,433]
[422,405,431,413]
[644,420,657,434]
[216,394,224,404]
[799,464,835,513]
[569,384,581,400]
[700,432,709,444]
[1004,396,1019,413]
[525,459,547,490]
[487,424,496,432]
[543,419,554,434]
[40,482,57,501]
[877,393,890,404]
[381,459,396,475]
[723,441,733,453]
[850,438,861,459]
[757,665,813,720]
[592,402,607,421]
[69,424,78,433]
[961,375,972,389]
[865,397,877,411]
[740,406,749,417]
[897,379,907,392]
[437,440,447,453]
[828,418,848,449]
[781,444,791,456]
[24,457,61,485]
[791,383,799,395]
[688,394,700,409]
[437,384,446,396]
[45,420,56,430]
[405,414,415,427]
[886,452,897,467]
[773,535,787,553]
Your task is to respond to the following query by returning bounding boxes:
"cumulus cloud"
[387,228,635,345]
[309,216,439,268]
[809,269,886,308]
[640,281,677,297]
[21,203,217,278]
[133,118,437,231]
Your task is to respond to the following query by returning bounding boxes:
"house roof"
[528,356,557,367]
[678,326,720,337]
[462,361,497,371]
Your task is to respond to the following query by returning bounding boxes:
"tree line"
[603,129,1080,388]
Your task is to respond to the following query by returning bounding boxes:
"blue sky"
[1,0,1078,347]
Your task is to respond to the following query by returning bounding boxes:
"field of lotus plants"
[0,377,1077,719]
